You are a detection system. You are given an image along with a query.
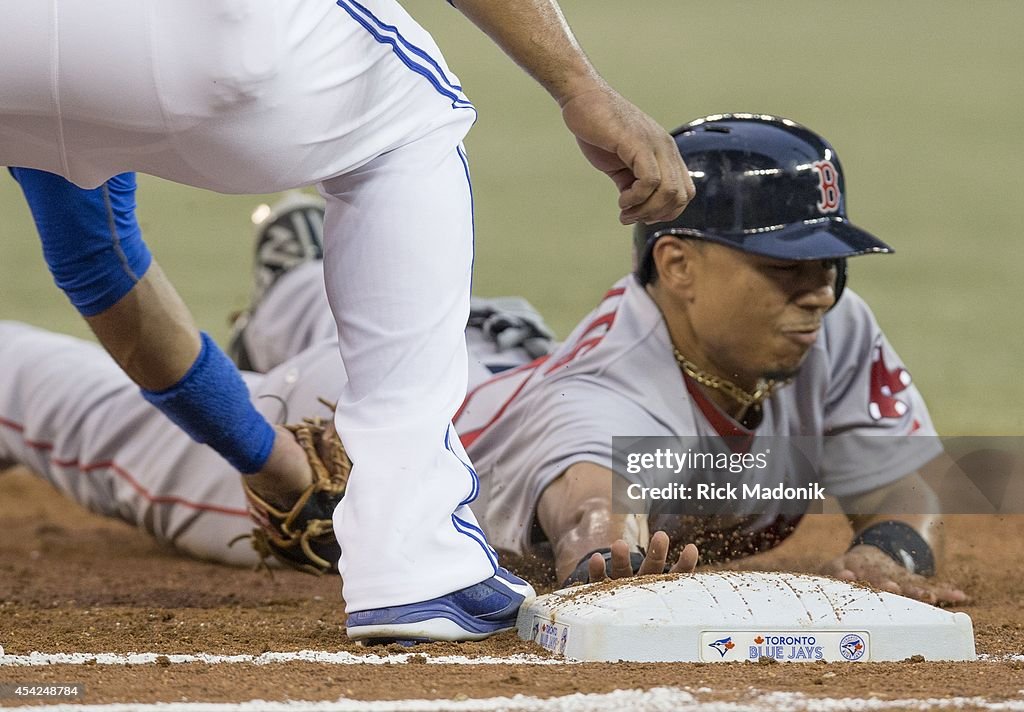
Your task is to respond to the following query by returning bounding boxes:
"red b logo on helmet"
[812,160,840,213]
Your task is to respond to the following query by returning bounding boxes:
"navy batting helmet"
[633,114,892,295]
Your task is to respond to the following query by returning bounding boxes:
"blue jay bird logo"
[708,636,736,658]
[840,634,866,661]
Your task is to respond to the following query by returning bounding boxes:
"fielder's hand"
[584,531,700,583]
[235,414,350,575]
[244,424,316,508]
[560,85,695,226]
[823,545,968,606]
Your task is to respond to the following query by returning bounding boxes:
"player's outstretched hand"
[586,531,700,583]
[560,84,695,226]
[823,545,968,606]
[244,424,314,508]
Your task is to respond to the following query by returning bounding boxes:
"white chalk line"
[1,688,1024,712]
[978,654,1024,662]
[0,650,568,667]
[2,653,1022,712]
[2,650,1023,667]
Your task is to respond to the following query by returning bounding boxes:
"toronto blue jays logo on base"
[840,633,866,661]
[702,630,874,662]
[708,636,736,658]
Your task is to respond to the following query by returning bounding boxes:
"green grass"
[1,0,1021,433]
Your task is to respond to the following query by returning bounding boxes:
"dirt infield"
[1,466,1022,708]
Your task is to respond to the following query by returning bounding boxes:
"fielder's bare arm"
[450,0,694,225]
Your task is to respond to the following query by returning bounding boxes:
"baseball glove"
[235,412,351,576]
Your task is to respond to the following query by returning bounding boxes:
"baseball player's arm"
[449,0,694,225]
[84,260,312,507]
[84,260,201,391]
[536,461,698,585]
[823,469,967,605]
[10,168,313,506]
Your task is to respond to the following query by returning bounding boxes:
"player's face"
[685,245,837,387]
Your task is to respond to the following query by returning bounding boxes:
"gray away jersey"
[456,275,939,557]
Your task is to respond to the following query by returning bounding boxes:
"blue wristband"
[10,168,152,316]
[141,332,275,473]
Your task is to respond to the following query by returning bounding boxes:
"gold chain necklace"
[673,348,790,421]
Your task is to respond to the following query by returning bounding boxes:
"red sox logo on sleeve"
[868,340,913,421]
[812,159,841,213]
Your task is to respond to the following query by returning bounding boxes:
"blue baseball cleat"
[345,568,535,644]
